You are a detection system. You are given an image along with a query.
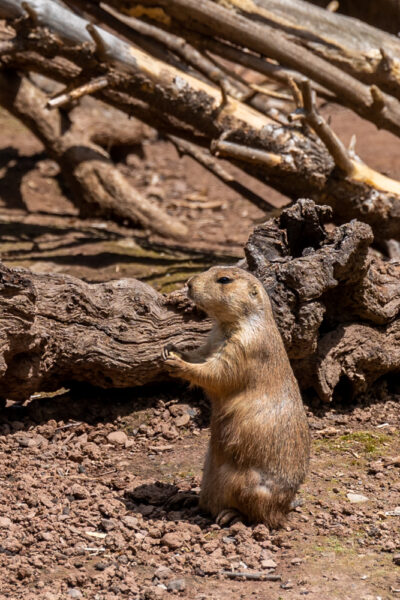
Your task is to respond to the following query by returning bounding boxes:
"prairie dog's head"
[187,266,270,325]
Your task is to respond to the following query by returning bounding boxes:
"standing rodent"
[163,266,310,528]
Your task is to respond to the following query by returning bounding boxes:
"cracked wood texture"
[1,200,399,403]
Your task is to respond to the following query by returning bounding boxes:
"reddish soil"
[0,383,399,600]
[1,101,400,599]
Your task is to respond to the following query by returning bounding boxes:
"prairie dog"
[163,266,310,527]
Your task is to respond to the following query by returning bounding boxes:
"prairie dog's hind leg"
[216,508,243,527]
[210,464,290,528]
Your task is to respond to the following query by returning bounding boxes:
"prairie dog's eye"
[217,276,233,284]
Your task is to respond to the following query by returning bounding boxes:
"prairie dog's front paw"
[162,344,184,372]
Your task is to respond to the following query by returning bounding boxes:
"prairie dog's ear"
[249,283,259,297]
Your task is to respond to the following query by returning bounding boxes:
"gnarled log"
[1,200,398,402]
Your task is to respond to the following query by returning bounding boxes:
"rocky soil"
[0,380,399,600]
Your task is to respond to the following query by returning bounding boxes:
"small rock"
[347,492,369,503]
[281,581,294,590]
[82,442,101,460]
[222,536,236,544]
[261,559,277,569]
[252,524,270,541]
[291,557,302,565]
[16,434,38,448]
[0,516,12,528]
[167,579,186,592]
[67,589,82,599]
[161,532,183,550]
[71,484,88,500]
[121,516,139,530]
[154,566,173,580]
[153,585,167,598]
[393,554,400,566]
[101,518,115,532]
[107,431,128,446]
[175,414,190,428]
[94,562,109,571]
[382,540,396,552]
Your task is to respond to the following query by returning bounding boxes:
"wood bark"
[1,0,400,241]
[1,200,398,403]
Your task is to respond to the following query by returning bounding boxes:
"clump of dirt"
[0,381,399,600]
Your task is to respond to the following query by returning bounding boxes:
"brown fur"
[163,266,310,528]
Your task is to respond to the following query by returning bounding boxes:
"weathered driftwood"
[0,71,188,240]
[1,200,398,403]
[1,0,400,241]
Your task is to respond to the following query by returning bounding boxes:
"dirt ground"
[1,100,400,600]
[1,383,399,600]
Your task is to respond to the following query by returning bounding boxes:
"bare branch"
[211,139,286,170]
[300,80,400,196]
[136,0,400,137]
[300,80,354,175]
[47,76,109,109]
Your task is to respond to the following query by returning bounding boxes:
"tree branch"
[1,0,400,239]
[131,0,400,137]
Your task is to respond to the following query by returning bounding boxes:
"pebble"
[393,555,400,566]
[261,559,277,569]
[107,431,128,446]
[161,532,183,550]
[175,414,190,428]
[281,581,294,590]
[154,566,173,580]
[167,578,186,592]
[0,517,12,528]
[82,442,101,460]
[101,518,115,532]
[71,484,88,500]
[16,434,38,448]
[67,589,82,599]
[121,516,139,530]
[347,493,369,503]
